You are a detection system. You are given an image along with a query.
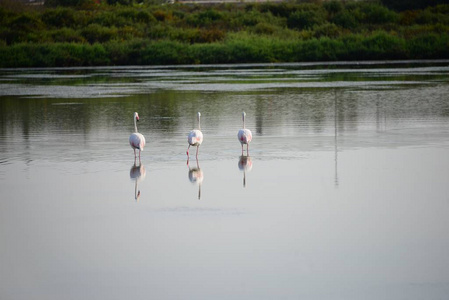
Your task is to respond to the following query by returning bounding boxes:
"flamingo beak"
[136,116,140,122]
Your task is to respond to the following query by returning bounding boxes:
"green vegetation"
[0,0,448,67]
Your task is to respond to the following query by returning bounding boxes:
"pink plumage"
[238,112,252,155]
[129,112,145,162]
[187,112,203,160]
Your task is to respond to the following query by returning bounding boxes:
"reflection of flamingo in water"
[238,155,253,188]
[187,158,203,200]
[130,163,146,201]
[129,112,146,163]
[238,112,252,156]
[187,112,203,163]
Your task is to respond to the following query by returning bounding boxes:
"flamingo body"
[129,132,145,151]
[238,129,252,145]
[187,112,203,159]
[129,112,145,162]
[238,112,252,155]
[188,129,203,147]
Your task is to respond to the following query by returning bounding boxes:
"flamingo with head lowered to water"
[238,111,252,156]
[129,112,146,163]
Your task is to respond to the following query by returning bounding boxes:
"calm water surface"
[1,61,449,299]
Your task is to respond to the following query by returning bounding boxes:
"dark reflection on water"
[1,62,449,300]
[130,163,145,201]
[238,155,252,188]
[187,158,203,200]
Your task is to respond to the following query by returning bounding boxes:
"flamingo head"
[197,112,201,119]
[134,112,140,122]
[242,111,246,120]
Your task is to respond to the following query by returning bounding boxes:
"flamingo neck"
[198,115,201,131]
[134,117,138,133]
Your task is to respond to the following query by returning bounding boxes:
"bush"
[361,3,399,24]
[313,23,341,38]
[0,43,109,67]
[361,31,406,59]
[323,1,343,15]
[288,10,326,30]
[49,27,85,43]
[259,3,294,18]
[407,32,449,58]
[0,1,448,67]
[42,8,76,28]
[9,13,44,32]
[189,43,230,64]
[141,40,189,65]
[250,22,277,35]
[186,9,224,27]
[332,10,358,29]
[81,24,117,44]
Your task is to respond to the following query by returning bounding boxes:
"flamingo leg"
[138,150,141,163]
[186,145,191,165]
[196,145,200,159]
[247,144,249,156]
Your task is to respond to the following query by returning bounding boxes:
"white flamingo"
[238,111,252,155]
[129,112,146,163]
[187,112,203,160]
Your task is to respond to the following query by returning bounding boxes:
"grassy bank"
[1,0,448,67]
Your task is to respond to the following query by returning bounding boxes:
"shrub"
[141,40,188,65]
[250,22,277,35]
[42,8,76,28]
[152,9,171,22]
[197,28,226,43]
[136,10,155,23]
[186,9,224,27]
[362,31,406,59]
[323,1,343,15]
[399,10,419,26]
[259,3,294,18]
[107,0,133,5]
[361,3,399,24]
[332,10,358,29]
[189,43,230,64]
[81,24,117,44]
[49,27,85,43]
[407,32,449,58]
[93,11,127,27]
[9,13,44,32]
[288,10,326,30]
[313,23,341,38]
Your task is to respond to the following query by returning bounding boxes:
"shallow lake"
[1,61,449,299]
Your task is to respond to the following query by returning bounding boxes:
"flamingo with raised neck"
[129,112,146,163]
[238,111,252,156]
[187,112,203,161]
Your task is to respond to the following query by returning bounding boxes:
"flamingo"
[238,111,252,156]
[187,112,203,161]
[129,112,146,163]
